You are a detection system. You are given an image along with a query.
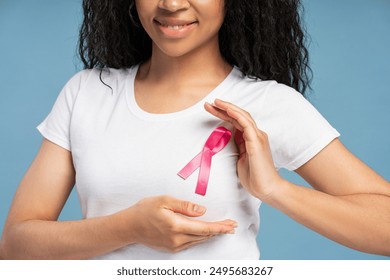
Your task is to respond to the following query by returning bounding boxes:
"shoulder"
[229,67,305,105]
[59,66,136,103]
[265,82,307,104]
[261,81,313,117]
[258,80,326,128]
[230,68,277,95]
[66,67,134,90]
[228,68,307,118]
[226,68,276,111]
[258,83,340,170]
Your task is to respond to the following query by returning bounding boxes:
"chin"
[160,49,195,59]
[161,49,192,58]
[153,41,206,59]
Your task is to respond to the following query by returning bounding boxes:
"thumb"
[162,196,207,217]
[234,128,246,155]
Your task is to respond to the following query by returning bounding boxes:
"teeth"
[167,25,183,30]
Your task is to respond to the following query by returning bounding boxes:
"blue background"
[0,0,389,260]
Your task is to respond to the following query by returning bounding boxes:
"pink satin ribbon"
[178,126,232,196]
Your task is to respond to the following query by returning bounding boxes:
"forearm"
[264,181,390,256]
[1,210,133,260]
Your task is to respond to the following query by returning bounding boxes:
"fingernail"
[228,229,235,234]
[226,220,238,227]
[193,204,206,213]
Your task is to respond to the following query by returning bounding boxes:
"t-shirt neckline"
[126,64,239,121]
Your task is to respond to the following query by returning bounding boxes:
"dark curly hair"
[79,0,312,95]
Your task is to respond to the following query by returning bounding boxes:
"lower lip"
[155,21,197,39]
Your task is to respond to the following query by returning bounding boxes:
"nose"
[158,0,190,12]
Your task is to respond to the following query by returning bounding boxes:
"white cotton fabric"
[37,65,339,259]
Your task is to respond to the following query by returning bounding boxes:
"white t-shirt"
[37,65,339,259]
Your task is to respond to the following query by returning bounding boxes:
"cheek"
[135,2,152,26]
[135,10,154,38]
[203,15,225,36]
[202,2,225,30]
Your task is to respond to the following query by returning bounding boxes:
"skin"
[134,0,232,114]
[205,100,390,255]
[1,0,390,259]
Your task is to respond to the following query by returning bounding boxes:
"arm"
[1,139,236,259]
[205,99,390,256]
[271,139,390,255]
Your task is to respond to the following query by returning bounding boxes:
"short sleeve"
[260,83,340,171]
[36,71,85,151]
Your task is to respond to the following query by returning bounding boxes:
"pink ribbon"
[178,126,232,196]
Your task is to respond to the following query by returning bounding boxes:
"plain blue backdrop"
[0,0,389,260]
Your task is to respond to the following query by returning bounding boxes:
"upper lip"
[154,18,197,26]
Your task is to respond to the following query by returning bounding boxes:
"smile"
[154,19,198,38]
[157,21,194,29]
[166,25,187,30]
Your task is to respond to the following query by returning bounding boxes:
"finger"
[161,196,207,217]
[172,236,215,253]
[226,108,259,142]
[214,219,238,227]
[206,100,260,155]
[204,102,241,129]
[178,233,216,244]
[176,218,237,236]
[212,99,258,133]
[203,219,238,229]
[219,101,270,153]
[214,99,257,127]
[204,102,232,123]
[204,102,244,131]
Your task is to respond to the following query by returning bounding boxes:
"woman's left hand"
[204,99,285,200]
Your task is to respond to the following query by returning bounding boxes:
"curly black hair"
[79,0,312,95]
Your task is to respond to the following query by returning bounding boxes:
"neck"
[138,41,232,87]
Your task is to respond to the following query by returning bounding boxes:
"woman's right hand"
[118,195,237,253]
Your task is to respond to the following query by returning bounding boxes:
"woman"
[1,0,390,259]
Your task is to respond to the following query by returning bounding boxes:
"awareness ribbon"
[177,126,232,196]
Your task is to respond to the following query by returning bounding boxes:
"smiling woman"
[1,0,390,260]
